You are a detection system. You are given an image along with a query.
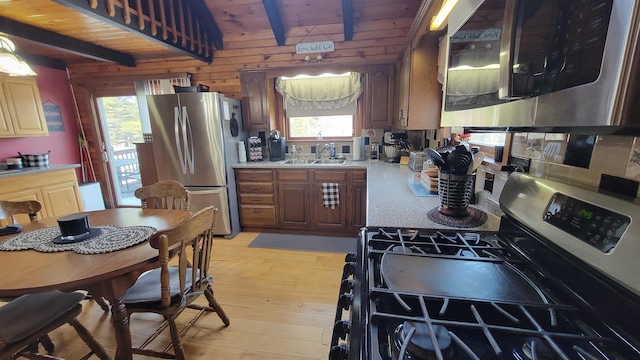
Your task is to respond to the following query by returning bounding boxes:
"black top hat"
[52,213,102,244]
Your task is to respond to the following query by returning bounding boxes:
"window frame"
[275,89,362,143]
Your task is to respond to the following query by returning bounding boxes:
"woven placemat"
[0,225,157,254]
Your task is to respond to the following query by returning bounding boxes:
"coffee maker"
[268,130,286,161]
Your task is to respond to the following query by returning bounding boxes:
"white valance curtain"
[275,72,363,116]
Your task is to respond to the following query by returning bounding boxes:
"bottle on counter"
[237,141,247,163]
[329,143,336,158]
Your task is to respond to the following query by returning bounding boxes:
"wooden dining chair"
[0,290,110,360]
[0,200,111,313]
[0,199,41,226]
[122,206,229,360]
[134,180,190,210]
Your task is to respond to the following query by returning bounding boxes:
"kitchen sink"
[312,159,348,165]
[279,159,316,165]
[278,158,348,165]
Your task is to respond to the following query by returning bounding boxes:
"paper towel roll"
[352,137,364,160]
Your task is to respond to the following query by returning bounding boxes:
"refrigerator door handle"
[174,106,187,174]
[182,105,195,174]
[190,188,222,195]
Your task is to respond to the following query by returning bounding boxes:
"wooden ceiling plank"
[261,0,286,46]
[52,0,214,63]
[342,0,353,41]
[0,16,136,67]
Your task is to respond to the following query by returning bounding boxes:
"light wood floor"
[41,232,346,360]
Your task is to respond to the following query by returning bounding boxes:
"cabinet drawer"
[236,170,273,182]
[313,170,347,183]
[237,182,274,194]
[239,193,275,205]
[239,205,276,226]
[277,170,309,182]
[351,170,367,183]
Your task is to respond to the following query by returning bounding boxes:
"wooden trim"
[69,72,192,83]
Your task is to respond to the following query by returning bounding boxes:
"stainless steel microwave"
[440,0,640,134]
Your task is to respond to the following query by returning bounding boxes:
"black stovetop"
[356,224,640,360]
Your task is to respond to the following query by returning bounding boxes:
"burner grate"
[370,292,627,360]
[368,228,508,261]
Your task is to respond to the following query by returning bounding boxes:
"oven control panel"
[544,193,630,253]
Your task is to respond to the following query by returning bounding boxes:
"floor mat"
[248,233,357,253]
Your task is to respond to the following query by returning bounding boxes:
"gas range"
[330,173,640,360]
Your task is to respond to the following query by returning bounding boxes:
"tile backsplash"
[478,133,640,203]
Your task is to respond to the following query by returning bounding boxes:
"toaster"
[408,151,428,171]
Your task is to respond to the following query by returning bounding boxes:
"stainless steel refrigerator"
[147,92,245,238]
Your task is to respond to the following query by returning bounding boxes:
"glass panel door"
[96,96,144,206]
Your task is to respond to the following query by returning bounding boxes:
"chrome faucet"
[316,143,330,159]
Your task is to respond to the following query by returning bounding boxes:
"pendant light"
[0,33,37,76]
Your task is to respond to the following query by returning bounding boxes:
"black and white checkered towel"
[322,183,339,209]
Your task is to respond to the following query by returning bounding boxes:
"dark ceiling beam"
[52,0,219,63]
[0,16,136,67]
[262,0,286,46]
[342,0,353,41]
[20,53,67,71]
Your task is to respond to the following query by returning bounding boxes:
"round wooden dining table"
[0,208,193,360]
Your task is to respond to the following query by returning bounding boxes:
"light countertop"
[232,158,501,231]
[365,161,501,231]
[0,164,81,179]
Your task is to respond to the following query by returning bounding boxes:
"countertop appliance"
[408,151,428,171]
[330,173,640,359]
[147,92,245,238]
[441,0,640,134]
[268,136,286,162]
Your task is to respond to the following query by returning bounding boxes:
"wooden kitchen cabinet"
[348,170,367,229]
[364,64,395,129]
[311,171,348,231]
[236,169,277,228]
[239,70,276,132]
[277,170,312,228]
[0,168,83,225]
[236,167,366,236]
[0,76,48,137]
[394,34,442,130]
